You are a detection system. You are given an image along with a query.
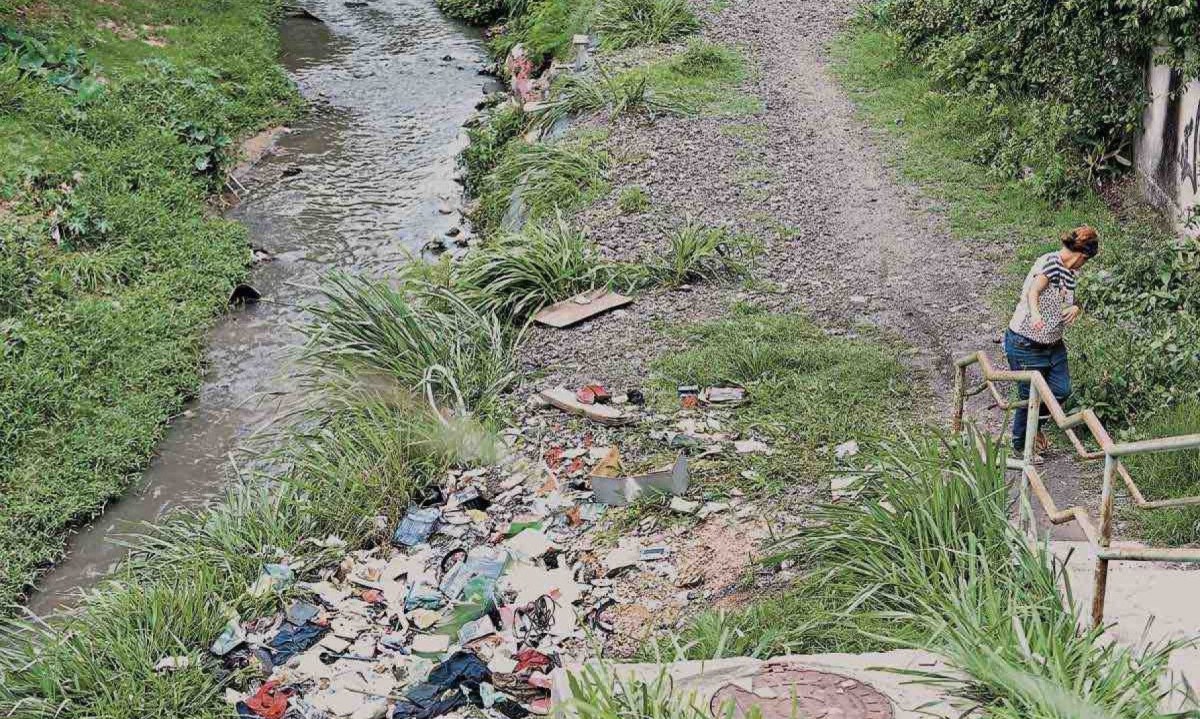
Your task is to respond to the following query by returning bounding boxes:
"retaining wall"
[1137,50,1200,236]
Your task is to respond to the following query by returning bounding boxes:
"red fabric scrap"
[245,681,293,719]
[514,648,553,674]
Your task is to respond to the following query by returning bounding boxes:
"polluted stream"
[29,0,492,614]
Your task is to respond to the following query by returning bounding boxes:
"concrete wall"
[1136,50,1200,236]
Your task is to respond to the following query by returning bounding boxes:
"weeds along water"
[0,0,298,606]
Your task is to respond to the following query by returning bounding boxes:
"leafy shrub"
[435,0,506,24]
[0,26,103,104]
[1121,401,1200,546]
[878,0,1200,197]
[594,0,700,50]
[617,185,650,213]
[1072,225,1200,424]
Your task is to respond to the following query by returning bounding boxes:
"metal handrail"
[951,350,1200,627]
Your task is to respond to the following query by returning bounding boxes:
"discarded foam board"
[533,289,632,328]
[538,387,633,426]
[590,453,689,505]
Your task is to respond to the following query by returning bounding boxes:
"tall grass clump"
[618,185,651,213]
[474,132,611,232]
[530,69,690,131]
[0,391,493,718]
[1121,400,1200,546]
[767,430,1191,718]
[563,662,711,719]
[670,39,740,77]
[594,0,700,50]
[304,274,522,417]
[642,220,755,287]
[460,103,527,197]
[455,215,620,319]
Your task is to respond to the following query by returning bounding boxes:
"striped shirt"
[1009,252,1077,345]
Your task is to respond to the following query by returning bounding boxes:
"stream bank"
[6,0,1196,716]
[29,0,491,613]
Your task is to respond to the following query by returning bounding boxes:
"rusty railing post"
[1091,454,1117,627]
[951,363,966,433]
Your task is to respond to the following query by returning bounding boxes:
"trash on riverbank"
[537,387,633,426]
[701,386,747,405]
[590,453,689,505]
[532,289,632,328]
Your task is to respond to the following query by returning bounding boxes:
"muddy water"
[29,0,490,613]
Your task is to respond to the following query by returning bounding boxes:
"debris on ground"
[590,453,689,505]
[701,386,747,406]
[537,387,633,426]
[212,362,779,718]
[532,289,633,328]
[834,440,859,461]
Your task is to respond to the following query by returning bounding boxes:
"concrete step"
[1052,541,1200,694]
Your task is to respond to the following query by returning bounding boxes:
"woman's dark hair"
[1062,226,1099,258]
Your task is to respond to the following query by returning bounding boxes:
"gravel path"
[518,0,1004,420]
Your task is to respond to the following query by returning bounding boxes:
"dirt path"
[519,0,1002,419]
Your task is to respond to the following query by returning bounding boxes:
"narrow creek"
[29,0,491,614]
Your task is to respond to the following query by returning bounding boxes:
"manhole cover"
[710,667,893,719]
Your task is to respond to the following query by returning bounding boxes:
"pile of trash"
[206,381,766,719]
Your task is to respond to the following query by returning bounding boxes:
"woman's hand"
[1062,306,1082,325]
[1031,315,1046,332]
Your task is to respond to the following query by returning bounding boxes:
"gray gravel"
[517,0,1006,419]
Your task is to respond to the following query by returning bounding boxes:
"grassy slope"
[0,0,297,602]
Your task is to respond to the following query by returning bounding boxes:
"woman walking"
[1006,226,1099,460]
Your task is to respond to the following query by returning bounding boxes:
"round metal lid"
[710,667,894,719]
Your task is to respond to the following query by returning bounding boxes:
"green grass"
[638,42,761,117]
[0,390,490,717]
[652,578,914,660]
[617,185,650,213]
[488,0,600,63]
[0,0,297,604]
[473,130,612,233]
[641,220,755,287]
[1122,401,1200,546]
[831,27,1200,430]
[530,69,690,131]
[767,430,1189,718]
[651,303,913,494]
[303,274,523,418]
[562,661,710,719]
[454,216,619,320]
[594,0,700,50]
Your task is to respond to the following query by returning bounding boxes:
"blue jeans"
[1004,329,1071,453]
